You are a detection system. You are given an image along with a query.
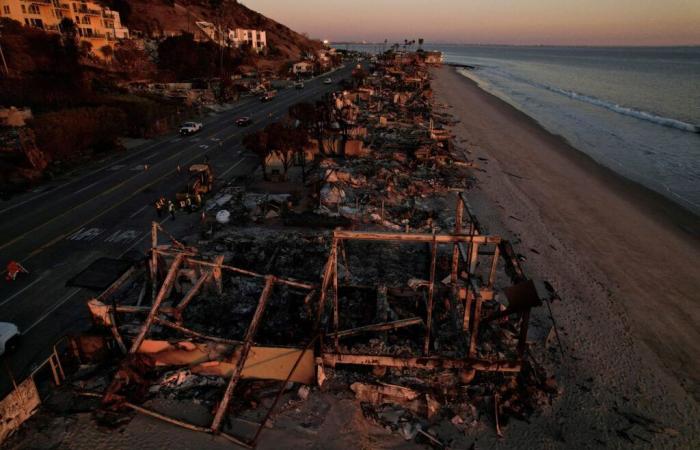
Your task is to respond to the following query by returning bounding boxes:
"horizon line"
[329,41,700,48]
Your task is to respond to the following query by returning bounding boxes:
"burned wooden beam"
[154,222,189,251]
[129,253,184,354]
[174,272,211,321]
[150,222,158,305]
[332,239,340,350]
[451,196,464,284]
[488,244,500,288]
[316,241,337,326]
[424,233,438,355]
[467,279,484,358]
[333,229,500,244]
[211,275,276,433]
[327,317,424,339]
[323,353,521,372]
[152,249,314,290]
[151,317,243,346]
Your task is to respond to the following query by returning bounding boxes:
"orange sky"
[243,0,700,46]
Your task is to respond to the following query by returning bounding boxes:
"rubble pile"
[10,51,561,449]
[307,63,476,235]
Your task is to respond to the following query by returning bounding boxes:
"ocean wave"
[544,86,700,134]
[456,66,700,134]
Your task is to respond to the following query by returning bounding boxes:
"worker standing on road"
[155,197,165,218]
[5,260,29,282]
[177,164,182,175]
[168,200,176,220]
[185,195,193,214]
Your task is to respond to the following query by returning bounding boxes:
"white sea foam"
[456,67,700,134]
[545,86,700,134]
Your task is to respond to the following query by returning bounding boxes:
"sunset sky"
[244,0,700,46]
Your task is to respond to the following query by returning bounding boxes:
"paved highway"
[0,65,355,393]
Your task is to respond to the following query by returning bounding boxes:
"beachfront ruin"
[1,51,561,448]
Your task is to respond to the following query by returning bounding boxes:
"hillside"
[117,0,322,61]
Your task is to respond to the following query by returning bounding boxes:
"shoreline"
[433,65,699,445]
[451,67,700,239]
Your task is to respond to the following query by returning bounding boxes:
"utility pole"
[0,26,9,76]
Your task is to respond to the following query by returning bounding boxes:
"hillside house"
[292,61,314,75]
[0,0,129,58]
[229,28,266,52]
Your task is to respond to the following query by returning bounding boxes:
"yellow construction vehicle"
[176,164,214,209]
[188,164,214,195]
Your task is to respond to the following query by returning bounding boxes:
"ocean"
[340,44,700,216]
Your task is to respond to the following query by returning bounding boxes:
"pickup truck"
[179,121,203,136]
[260,90,277,102]
[0,322,19,356]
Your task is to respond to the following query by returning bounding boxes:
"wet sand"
[433,66,700,447]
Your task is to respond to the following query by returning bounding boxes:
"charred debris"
[39,54,561,448]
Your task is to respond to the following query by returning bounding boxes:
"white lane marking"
[73,179,103,195]
[67,227,104,241]
[199,144,209,149]
[24,288,81,334]
[129,204,148,218]
[0,272,49,308]
[104,229,141,243]
[21,203,181,332]
[109,164,125,171]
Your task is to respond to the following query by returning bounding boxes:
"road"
[0,66,354,394]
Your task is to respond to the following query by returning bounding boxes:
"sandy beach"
[432,66,700,447]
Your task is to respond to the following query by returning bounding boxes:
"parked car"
[294,81,305,89]
[236,117,252,127]
[323,77,332,84]
[179,122,203,136]
[260,90,277,102]
[0,322,20,356]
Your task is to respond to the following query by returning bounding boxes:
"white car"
[179,122,203,136]
[0,322,20,356]
[323,77,332,84]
